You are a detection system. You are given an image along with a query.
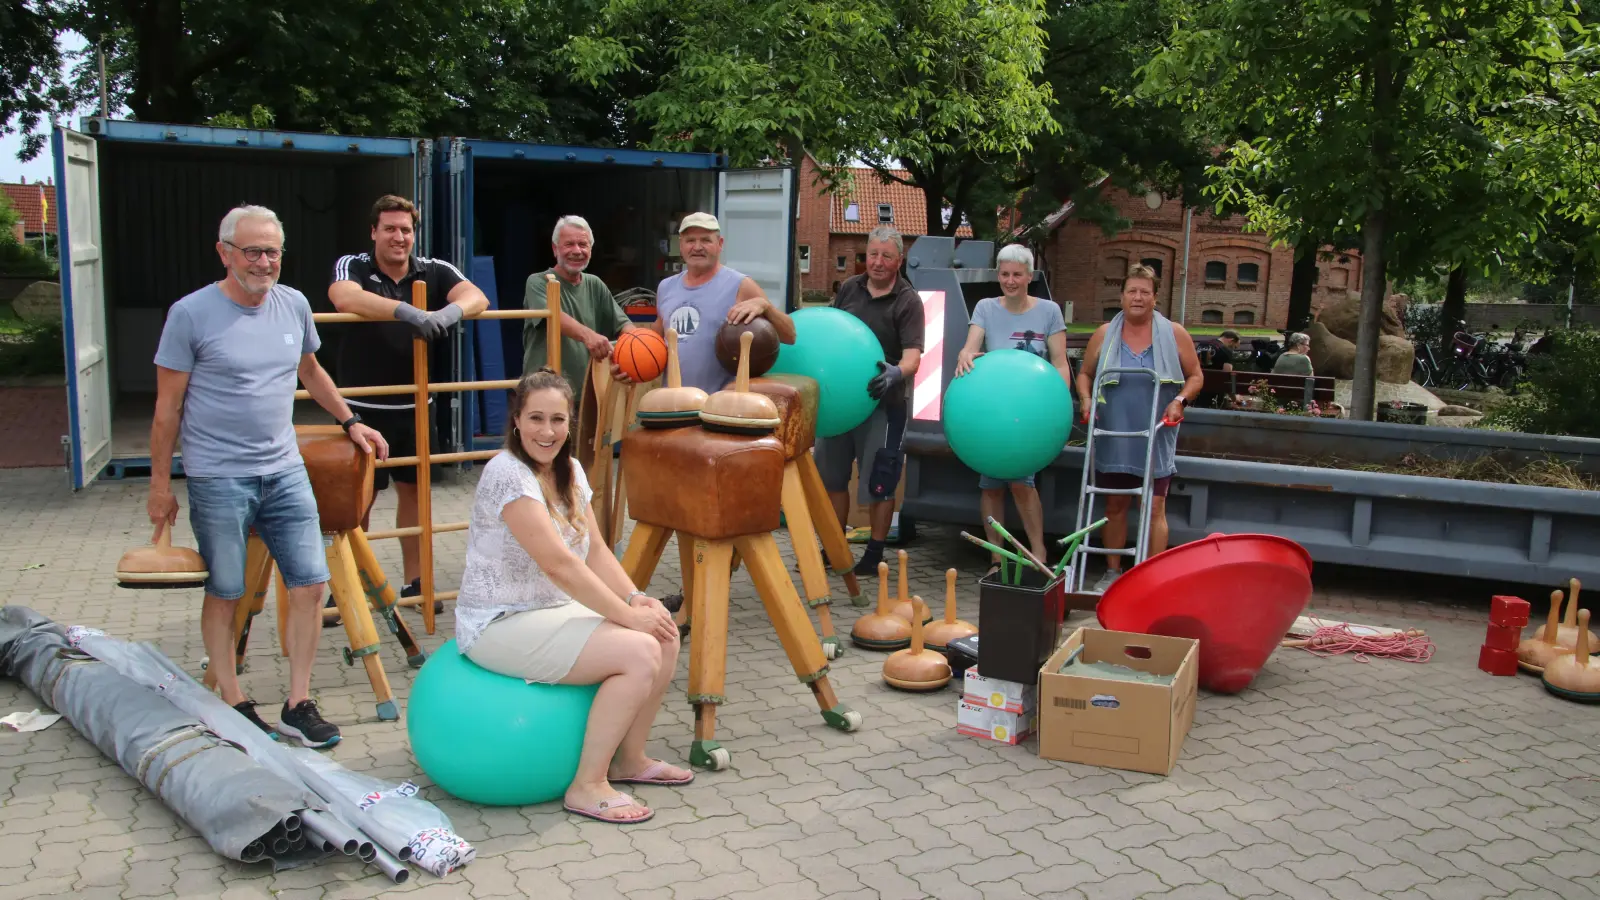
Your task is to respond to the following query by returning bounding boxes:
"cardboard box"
[957,700,1035,745]
[963,666,1036,714]
[1037,628,1199,775]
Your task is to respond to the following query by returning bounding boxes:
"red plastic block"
[1477,645,1518,676]
[1483,623,1521,652]
[1490,595,1531,626]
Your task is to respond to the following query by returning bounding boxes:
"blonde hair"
[1124,264,1161,295]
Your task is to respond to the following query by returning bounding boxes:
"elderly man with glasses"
[149,205,389,748]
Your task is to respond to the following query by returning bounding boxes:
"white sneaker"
[1092,569,1122,593]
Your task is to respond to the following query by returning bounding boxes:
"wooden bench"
[1199,368,1335,408]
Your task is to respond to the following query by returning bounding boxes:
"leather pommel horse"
[619,425,861,770]
[208,425,422,721]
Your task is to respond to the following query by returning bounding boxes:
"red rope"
[1288,623,1436,664]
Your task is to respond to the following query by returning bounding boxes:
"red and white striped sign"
[913,290,946,422]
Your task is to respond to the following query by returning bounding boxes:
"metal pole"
[1568,277,1575,329]
[1178,206,1192,325]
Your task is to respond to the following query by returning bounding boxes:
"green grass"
[0,303,22,335]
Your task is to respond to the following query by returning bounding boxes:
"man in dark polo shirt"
[328,194,489,611]
[814,225,924,575]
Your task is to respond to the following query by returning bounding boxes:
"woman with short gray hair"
[951,242,1068,576]
[1272,332,1314,376]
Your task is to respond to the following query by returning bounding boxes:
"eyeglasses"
[224,241,284,262]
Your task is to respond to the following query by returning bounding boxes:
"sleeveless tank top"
[656,266,746,394]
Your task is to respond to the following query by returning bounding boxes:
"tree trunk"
[1286,244,1319,332]
[1441,264,1467,342]
[1350,208,1388,422]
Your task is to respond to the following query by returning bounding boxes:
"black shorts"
[359,403,442,490]
[1095,470,1172,498]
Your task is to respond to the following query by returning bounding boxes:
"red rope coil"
[1284,623,1435,663]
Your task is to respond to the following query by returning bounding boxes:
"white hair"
[552,215,594,246]
[866,225,904,255]
[219,205,284,244]
[1288,331,1311,349]
[996,243,1034,271]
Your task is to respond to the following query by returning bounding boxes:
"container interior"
[466,157,716,381]
[97,139,414,460]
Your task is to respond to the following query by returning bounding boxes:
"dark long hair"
[506,367,585,536]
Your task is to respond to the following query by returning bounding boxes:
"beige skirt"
[464,602,606,684]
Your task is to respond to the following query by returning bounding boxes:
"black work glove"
[866,360,905,400]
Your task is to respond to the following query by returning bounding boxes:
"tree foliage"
[566,0,1055,233]
[1140,0,1600,419]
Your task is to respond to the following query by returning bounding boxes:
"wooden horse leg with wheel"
[325,532,398,721]
[781,461,842,659]
[206,535,274,690]
[796,453,865,606]
[687,538,734,770]
[735,532,860,733]
[347,527,427,668]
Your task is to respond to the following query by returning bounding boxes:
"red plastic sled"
[1096,533,1313,694]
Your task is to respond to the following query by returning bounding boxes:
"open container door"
[53,126,112,489]
[717,168,797,310]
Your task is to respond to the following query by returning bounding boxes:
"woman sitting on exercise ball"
[953,243,1070,577]
[454,367,688,825]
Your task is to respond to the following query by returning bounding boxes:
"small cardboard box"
[1037,628,1199,775]
[963,666,1036,714]
[957,700,1035,745]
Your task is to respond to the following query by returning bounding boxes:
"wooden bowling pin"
[883,595,951,691]
[1543,609,1600,702]
[1518,589,1574,674]
[924,568,978,652]
[1552,578,1599,652]
[851,561,911,651]
[890,549,932,625]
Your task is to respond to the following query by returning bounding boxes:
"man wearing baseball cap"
[615,212,795,393]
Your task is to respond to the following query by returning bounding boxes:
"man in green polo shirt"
[522,215,635,393]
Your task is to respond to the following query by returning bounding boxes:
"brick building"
[1038,186,1361,330]
[795,155,972,297]
[1,178,58,247]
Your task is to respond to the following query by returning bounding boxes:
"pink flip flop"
[563,792,654,825]
[610,760,695,786]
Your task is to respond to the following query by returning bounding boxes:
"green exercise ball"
[944,349,1073,481]
[407,639,598,806]
[770,306,884,438]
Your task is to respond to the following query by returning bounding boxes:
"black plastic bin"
[977,568,1066,685]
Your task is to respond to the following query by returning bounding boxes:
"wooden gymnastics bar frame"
[292,274,562,635]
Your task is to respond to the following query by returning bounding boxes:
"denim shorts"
[978,473,1037,491]
[186,466,330,600]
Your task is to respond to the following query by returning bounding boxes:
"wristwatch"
[1177,396,1190,408]
[339,413,363,433]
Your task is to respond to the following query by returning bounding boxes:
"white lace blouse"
[454,451,593,651]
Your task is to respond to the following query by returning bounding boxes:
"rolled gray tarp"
[0,606,325,868]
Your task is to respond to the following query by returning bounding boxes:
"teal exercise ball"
[944,350,1073,481]
[770,306,884,438]
[407,639,598,806]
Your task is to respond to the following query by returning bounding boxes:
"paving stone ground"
[1,466,1597,900]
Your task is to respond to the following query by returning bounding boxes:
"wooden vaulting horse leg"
[734,533,857,733]
[347,526,426,668]
[780,461,842,659]
[796,452,865,606]
[687,538,734,770]
[325,532,399,721]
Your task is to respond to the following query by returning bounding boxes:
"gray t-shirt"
[656,265,746,394]
[153,283,320,477]
[971,296,1066,359]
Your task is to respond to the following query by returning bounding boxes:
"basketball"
[715,319,780,378]
[613,329,669,383]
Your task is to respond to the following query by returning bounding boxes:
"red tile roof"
[829,167,973,238]
[1,182,57,235]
